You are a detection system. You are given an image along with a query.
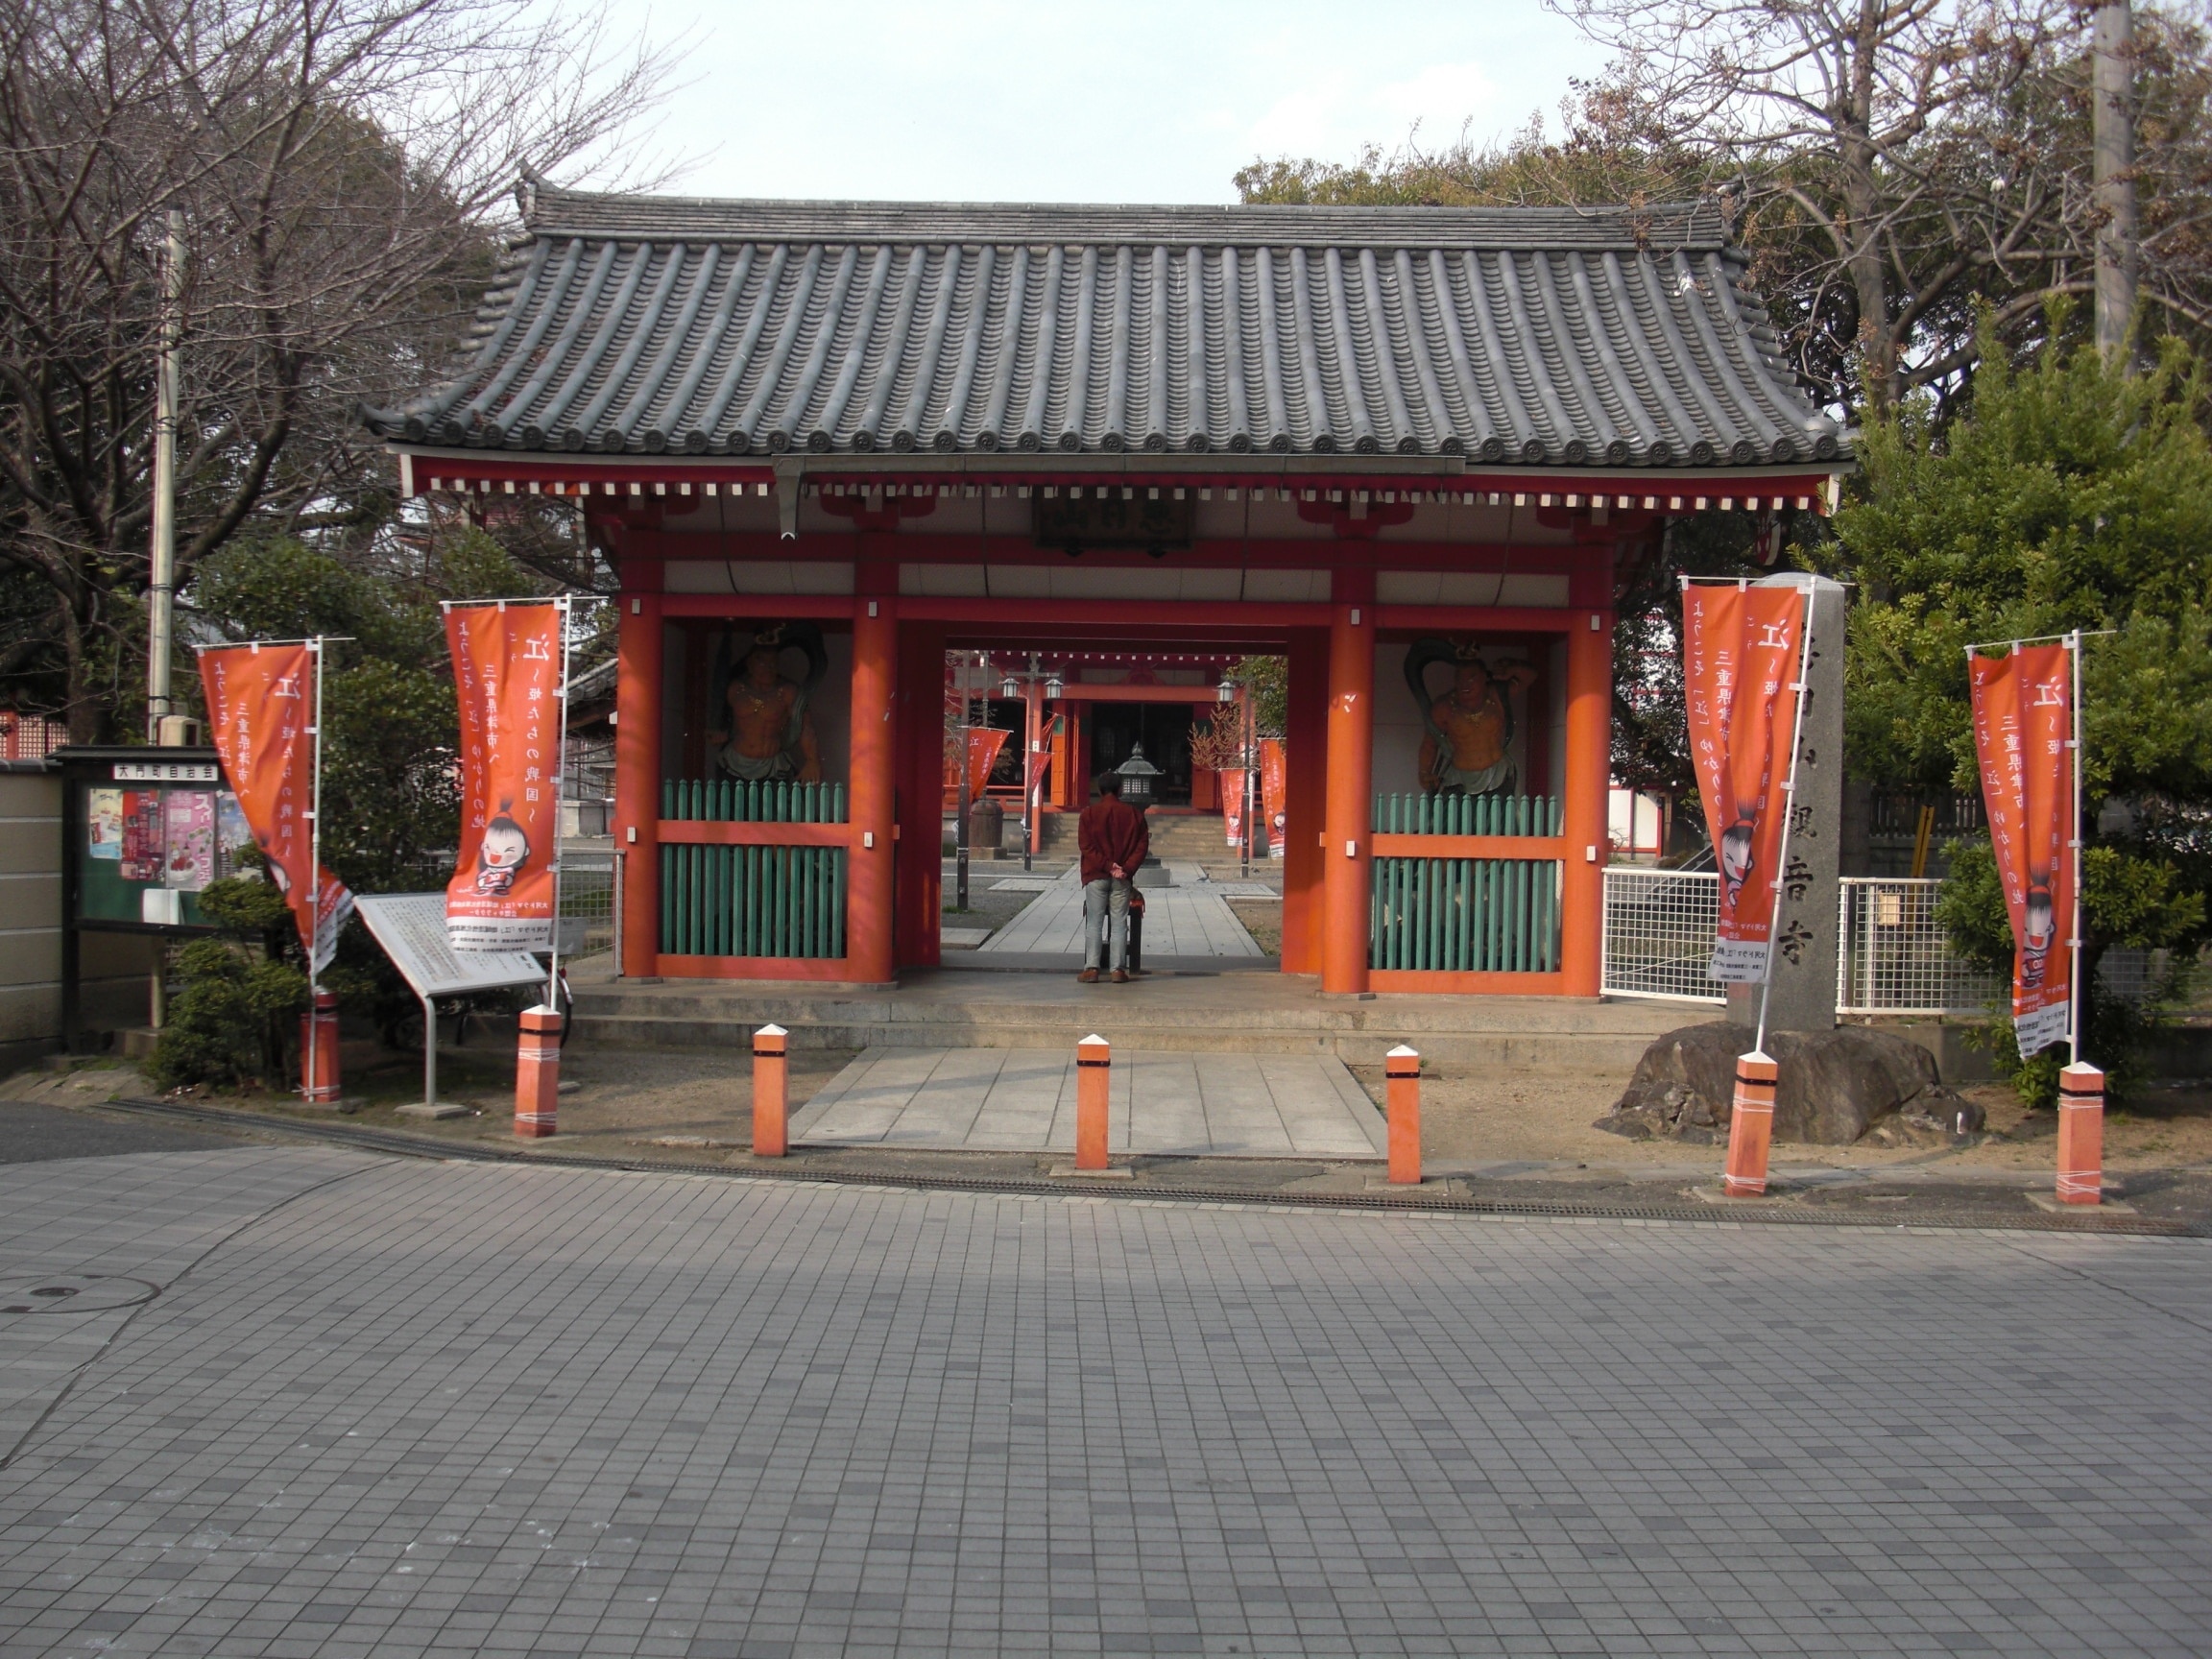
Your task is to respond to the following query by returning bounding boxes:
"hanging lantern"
[1045,669,1065,699]
[1216,673,1238,704]
[999,671,1021,698]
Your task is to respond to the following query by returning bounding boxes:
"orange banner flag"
[445,601,565,951]
[197,642,353,972]
[1970,641,2077,1056]
[1260,738,1287,857]
[966,727,1009,801]
[1682,582,1808,982]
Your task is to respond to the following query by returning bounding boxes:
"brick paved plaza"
[2,1142,2208,1657]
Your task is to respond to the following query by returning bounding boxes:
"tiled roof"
[368,186,1846,469]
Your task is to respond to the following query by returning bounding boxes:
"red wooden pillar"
[614,566,663,978]
[1322,586,1376,997]
[1280,630,1329,974]
[848,590,898,986]
[1560,607,1612,998]
[895,620,946,968]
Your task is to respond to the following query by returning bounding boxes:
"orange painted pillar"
[614,571,663,979]
[2057,1062,2104,1205]
[848,595,898,985]
[515,1005,562,1138]
[1075,1034,1110,1169]
[1281,630,1329,974]
[1560,607,1613,998]
[300,989,341,1104]
[1321,597,1375,996]
[1721,1049,1776,1196]
[1386,1045,1422,1184]
[753,1022,788,1157]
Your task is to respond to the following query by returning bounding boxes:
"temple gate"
[372,187,1848,997]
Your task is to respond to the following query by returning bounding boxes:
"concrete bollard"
[1721,1049,1778,1197]
[300,989,341,1105]
[2057,1062,2104,1206]
[754,1023,789,1157]
[1386,1045,1422,1184]
[515,1005,563,1138]
[1076,1034,1110,1170]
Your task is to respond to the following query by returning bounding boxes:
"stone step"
[567,979,1688,1076]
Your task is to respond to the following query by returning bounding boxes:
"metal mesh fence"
[1836,878,2000,1016]
[561,852,615,958]
[1600,868,2180,1016]
[1601,867,1725,1003]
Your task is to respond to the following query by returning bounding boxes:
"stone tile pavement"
[788,1048,1386,1158]
[0,1144,2208,1656]
[980,867,1262,959]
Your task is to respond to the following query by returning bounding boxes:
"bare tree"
[0,0,677,737]
[1543,1,2211,415]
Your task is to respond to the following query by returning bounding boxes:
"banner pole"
[547,595,571,1012]
[1753,586,1819,1055]
[311,641,326,1106]
[2069,628,2084,1067]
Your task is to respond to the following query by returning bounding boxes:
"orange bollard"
[1386,1045,1422,1184]
[300,989,341,1105]
[753,1023,789,1157]
[1720,1049,1777,1197]
[515,1005,562,1138]
[2057,1062,2104,1205]
[1075,1034,1111,1170]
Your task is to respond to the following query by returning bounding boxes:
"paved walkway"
[788,1047,1386,1157]
[3,1145,2210,1657]
[980,866,1263,959]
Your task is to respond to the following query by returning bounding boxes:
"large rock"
[1594,1022,1980,1146]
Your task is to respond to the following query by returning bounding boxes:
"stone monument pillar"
[1728,572,1846,1035]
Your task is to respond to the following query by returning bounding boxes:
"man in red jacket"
[1075,776,1147,982]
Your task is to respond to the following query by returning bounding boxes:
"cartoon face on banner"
[475,813,532,895]
[1969,642,2076,1056]
[1681,584,1808,983]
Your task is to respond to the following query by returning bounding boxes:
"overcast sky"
[596,0,1613,204]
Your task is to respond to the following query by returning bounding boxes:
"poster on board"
[87,788,122,860]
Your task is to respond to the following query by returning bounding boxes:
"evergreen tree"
[1836,315,2212,1099]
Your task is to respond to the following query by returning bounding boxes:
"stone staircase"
[567,967,1688,1078]
[1028,810,1247,864]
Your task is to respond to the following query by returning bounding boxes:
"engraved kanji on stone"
[1775,917,1815,965]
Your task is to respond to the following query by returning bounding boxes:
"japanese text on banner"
[445,603,564,951]
[1681,584,1808,983]
[1969,642,2076,1056]
[197,643,353,972]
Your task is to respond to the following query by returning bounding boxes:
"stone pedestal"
[1728,572,1846,1035]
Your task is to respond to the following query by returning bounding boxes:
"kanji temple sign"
[371,185,1848,997]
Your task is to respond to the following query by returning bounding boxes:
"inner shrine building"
[371,183,1847,998]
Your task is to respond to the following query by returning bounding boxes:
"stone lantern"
[1114,742,1162,803]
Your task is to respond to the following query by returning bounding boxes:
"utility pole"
[147,209,184,740]
[2093,2,2137,361]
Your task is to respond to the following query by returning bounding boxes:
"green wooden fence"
[1371,792,1562,973]
[661,780,847,959]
